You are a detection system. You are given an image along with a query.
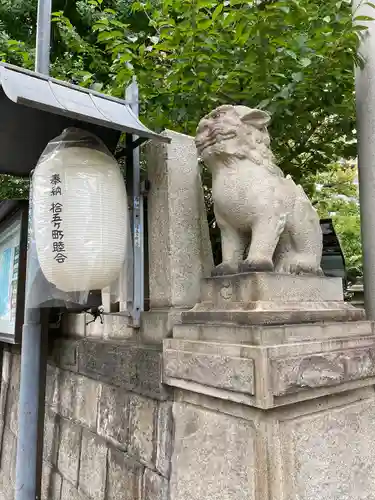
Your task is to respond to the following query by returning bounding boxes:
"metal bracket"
[126,77,144,329]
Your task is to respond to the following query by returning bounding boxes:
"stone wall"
[0,313,173,500]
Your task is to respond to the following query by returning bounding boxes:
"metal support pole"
[15,1,51,498]
[354,0,375,319]
[126,77,144,327]
[34,0,52,74]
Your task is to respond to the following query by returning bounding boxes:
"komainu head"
[195,104,275,170]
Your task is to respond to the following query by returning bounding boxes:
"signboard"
[320,218,346,281]
[0,202,28,343]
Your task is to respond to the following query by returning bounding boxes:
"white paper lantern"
[33,145,129,293]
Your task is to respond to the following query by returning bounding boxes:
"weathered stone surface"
[57,418,82,484]
[128,395,156,467]
[78,340,169,400]
[272,347,375,396]
[141,309,184,343]
[46,364,59,406]
[104,315,134,340]
[0,380,8,447]
[107,448,143,500]
[201,272,344,303]
[6,354,20,436]
[61,313,86,337]
[43,408,60,465]
[1,428,17,487]
[155,402,173,478]
[79,429,107,500]
[52,369,77,419]
[196,105,322,276]
[164,341,254,395]
[279,397,375,499]
[97,384,129,447]
[2,349,12,384]
[170,402,256,500]
[74,374,101,429]
[143,469,169,500]
[146,129,213,309]
[41,463,63,500]
[183,304,364,327]
[61,480,90,500]
[51,339,79,372]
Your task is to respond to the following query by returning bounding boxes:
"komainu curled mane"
[195,104,323,276]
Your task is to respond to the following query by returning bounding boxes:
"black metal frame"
[0,201,28,343]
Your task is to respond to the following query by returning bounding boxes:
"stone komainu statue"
[195,105,323,276]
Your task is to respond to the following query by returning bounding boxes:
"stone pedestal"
[163,273,374,500]
[142,130,214,342]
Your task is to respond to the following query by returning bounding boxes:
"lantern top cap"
[0,62,168,141]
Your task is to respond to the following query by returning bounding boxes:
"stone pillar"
[163,273,375,500]
[143,130,214,341]
[354,0,375,319]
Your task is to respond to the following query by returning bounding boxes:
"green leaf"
[212,3,224,20]
[198,18,213,29]
[300,57,312,67]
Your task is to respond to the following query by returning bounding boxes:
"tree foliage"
[0,0,369,272]
[312,162,362,276]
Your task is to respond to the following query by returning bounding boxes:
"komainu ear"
[235,106,271,129]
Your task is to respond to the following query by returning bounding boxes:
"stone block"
[2,350,12,384]
[141,309,184,343]
[78,340,169,401]
[155,402,173,478]
[41,463,63,500]
[104,314,134,340]
[74,375,100,429]
[57,418,82,484]
[277,395,375,499]
[97,384,129,448]
[107,448,143,500]
[173,319,374,344]
[43,408,60,465]
[146,129,213,309]
[51,339,79,372]
[86,314,105,339]
[52,369,77,419]
[186,273,364,327]
[201,272,344,303]
[184,302,364,327]
[6,386,19,436]
[128,395,156,467]
[6,354,20,436]
[170,402,256,500]
[79,429,107,500]
[46,364,59,406]
[164,325,375,409]
[1,428,17,487]
[143,469,169,500]
[61,313,86,337]
[271,346,375,396]
[61,480,90,500]
[164,339,254,395]
[0,380,8,442]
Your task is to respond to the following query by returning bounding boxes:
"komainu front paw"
[211,262,238,276]
[238,259,274,273]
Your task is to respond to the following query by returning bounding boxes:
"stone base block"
[185,272,365,325]
[164,320,375,408]
[141,309,187,343]
[170,388,375,500]
[201,272,345,302]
